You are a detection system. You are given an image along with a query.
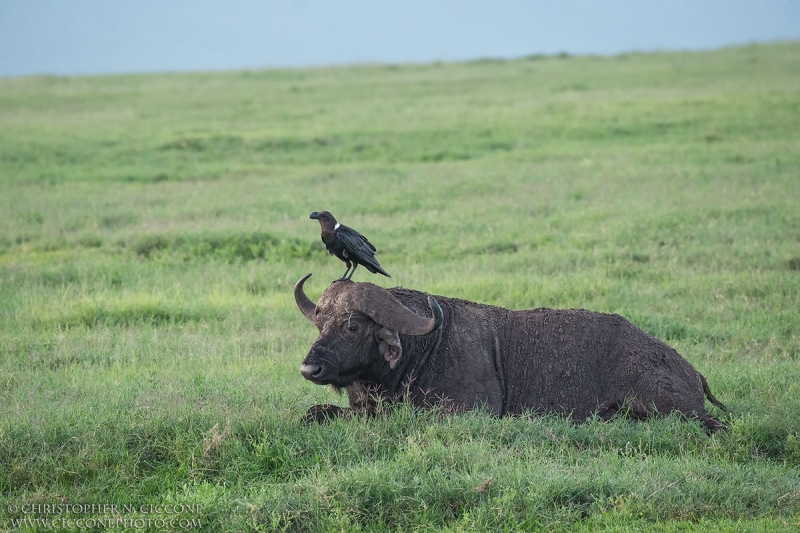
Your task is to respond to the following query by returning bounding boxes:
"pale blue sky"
[1,0,799,77]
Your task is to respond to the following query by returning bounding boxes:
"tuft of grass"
[130,231,319,262]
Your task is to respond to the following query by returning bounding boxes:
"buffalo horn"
[346,283,443,336]
[294,273,317,322]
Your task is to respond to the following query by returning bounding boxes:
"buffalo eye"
[348,324,358,332]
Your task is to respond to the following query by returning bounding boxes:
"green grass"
[1,42,800,531]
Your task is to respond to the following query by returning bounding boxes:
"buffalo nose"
[300,363,322,381]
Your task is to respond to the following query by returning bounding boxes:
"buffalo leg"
[596,398,650,421]
[302,404,348,424]
[698,412,726,433]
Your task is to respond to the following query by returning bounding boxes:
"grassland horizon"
[1,42,799,531]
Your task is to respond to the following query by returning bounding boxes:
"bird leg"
[344,263,358,281]
[337,261,353,282]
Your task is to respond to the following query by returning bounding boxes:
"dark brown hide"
[295,276,726,431]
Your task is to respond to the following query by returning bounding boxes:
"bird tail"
[364,260,391,278]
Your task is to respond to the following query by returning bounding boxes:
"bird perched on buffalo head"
[309,211,390,281]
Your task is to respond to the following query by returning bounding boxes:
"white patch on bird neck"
[334,223,340,230]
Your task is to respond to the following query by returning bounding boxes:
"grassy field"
[1,41,799,531]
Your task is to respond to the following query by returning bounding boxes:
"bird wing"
[336,225,390,277]
[336,225,378,260]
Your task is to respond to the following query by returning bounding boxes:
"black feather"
[309,211,390,281]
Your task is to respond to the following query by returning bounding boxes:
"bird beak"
[309,212,320,219]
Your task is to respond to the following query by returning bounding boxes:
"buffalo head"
[294,273,443,387]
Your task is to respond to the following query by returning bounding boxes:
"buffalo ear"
[376,327,402,369]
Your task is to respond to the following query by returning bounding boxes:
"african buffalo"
[294,274,727,431]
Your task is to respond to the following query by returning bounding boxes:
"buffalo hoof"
[702,414,727,433]
[303,404,346,424]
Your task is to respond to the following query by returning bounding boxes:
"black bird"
[309,211,390,281]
